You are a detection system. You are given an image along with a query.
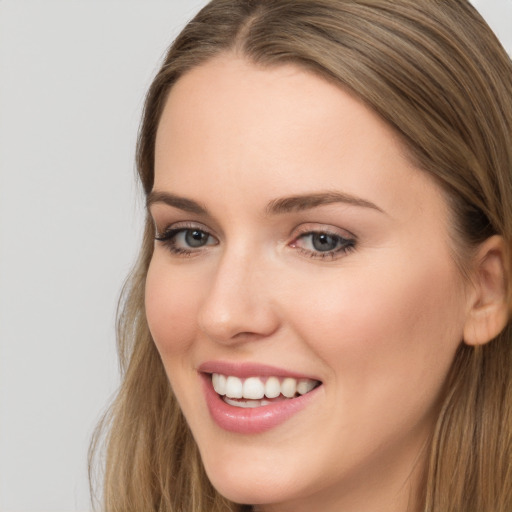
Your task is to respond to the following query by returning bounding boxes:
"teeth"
[225,375,243,398]
[224,397,271,408]
[297,379,316,395]
[243,377,265,399]
[265,376,281,398]
[211,373,319,400]
[212,373,227,395]
[281,377,297,398]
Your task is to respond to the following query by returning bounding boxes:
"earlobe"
[463,235,510,346]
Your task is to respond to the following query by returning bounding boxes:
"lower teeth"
[223,397,273,408]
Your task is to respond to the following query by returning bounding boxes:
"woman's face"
[146,55,471,511]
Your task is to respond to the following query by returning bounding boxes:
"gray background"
[0,1,510,511]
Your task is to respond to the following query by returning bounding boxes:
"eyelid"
[153,219,356,261]
[153,220,219,259]
[290,222,356,240]
[288,223,357,261]
[154,220,216,239]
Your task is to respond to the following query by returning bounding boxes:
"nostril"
[197,303,280,345]
[196,259,281,344]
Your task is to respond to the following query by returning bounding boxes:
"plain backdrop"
[0,1,510,511]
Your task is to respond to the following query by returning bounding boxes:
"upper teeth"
[211,373,318,399]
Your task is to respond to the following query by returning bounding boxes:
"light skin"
[145,55,508,512]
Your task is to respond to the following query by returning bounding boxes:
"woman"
[90,1,512,511]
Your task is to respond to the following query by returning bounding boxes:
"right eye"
[155,227,218,256]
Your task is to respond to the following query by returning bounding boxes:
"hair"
[89,1,512,511]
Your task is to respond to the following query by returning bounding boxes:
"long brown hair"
[90,1,512,510]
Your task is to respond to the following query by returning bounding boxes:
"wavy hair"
[90,1,512,511]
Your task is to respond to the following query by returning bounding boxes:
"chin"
[201,451,302,506]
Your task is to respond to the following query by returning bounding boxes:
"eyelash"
[154,224,217,257]
[289,230,356,260]
[154,225,356,260]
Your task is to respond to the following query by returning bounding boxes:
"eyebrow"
[146,191,208,215]
[147,190,384,216]
[266,191,384,215]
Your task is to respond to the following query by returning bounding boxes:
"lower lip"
[201,374,321,434]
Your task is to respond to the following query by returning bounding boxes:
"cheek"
[145,255,199,358]
[286,255,466,419]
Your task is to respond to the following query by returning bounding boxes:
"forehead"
[156,55,399,159]
[154,54,447,225]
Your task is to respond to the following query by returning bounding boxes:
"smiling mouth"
[210,373,322,408]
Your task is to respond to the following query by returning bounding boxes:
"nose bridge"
[198,243,279,343]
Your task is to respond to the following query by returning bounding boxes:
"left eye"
[180,229,211,248]
[308,233,342,252]
[291,231,355,256]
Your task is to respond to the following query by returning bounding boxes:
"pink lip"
[198,362,322,434]
[198,360,319,380]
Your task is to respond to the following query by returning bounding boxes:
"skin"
[145,55,474,512]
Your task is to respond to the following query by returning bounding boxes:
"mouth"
[211,373,321,408]
[198,362,323,434]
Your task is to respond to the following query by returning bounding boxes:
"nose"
[197,249,280,345]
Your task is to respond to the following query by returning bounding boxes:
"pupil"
[312,233,337,251]
[186,230,207,247]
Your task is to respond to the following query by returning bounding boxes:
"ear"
[463,235,509,346]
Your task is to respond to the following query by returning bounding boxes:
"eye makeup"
[154,222,218,257]
[289,230,356,260]
[153,221,357,261]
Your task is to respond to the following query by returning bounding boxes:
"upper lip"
[198,360,321,381]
